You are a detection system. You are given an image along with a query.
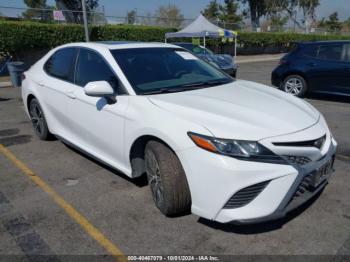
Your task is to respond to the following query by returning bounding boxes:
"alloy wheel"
[29,101,45,137]
[145,150,165,208]
[284,77,303,95]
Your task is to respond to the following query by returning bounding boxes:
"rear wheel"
[29,98,51,140]
[145,141,191,216]
[282,75,307,97]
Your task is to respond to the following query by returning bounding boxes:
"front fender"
[123,96,212,173]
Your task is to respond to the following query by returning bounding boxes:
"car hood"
[147,80,320,141]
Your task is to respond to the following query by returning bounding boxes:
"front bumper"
[177,121,337,224]
[271,67,284,88]
[232,140,336,224]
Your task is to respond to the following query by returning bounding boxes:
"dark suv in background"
[272,41,350,97]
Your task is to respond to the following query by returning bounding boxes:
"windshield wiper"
[181,79,231,88]
[141,79,232,95]
[142,87,190,95]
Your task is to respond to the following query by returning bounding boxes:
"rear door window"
[299,45,318,58]
[316,44,344,61]
[44,48,77,82]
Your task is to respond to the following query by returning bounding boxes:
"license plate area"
[309,158,334,188]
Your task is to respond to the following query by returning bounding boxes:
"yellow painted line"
[0,144,126,262]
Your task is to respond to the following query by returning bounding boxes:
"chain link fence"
[1,5,349,35]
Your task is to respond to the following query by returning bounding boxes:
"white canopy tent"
[165,14,238,57]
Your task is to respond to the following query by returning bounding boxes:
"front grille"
[290,172,328,204]
[273,135,326,149]
[285,155,311,166]
[292,174,313,199]
[223,181,270,209]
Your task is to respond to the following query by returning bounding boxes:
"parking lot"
[0,60,349,259]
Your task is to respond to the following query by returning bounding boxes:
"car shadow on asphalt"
[0,97,11,102]
[62,142,149,188]
[307,93,350,104]
[197,189,324,234]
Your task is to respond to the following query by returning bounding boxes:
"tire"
[282,75,307,97]
[29,98,51,140]
[145,140,191,216]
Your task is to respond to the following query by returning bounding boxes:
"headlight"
[188,132,287,164]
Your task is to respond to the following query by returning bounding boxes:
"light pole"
[81,0,89,42]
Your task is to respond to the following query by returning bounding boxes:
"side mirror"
[84,81,114,97]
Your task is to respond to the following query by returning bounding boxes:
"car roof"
[58,41,180,50]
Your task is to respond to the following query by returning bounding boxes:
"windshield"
[177,44,213,55]
[111,48,232,95]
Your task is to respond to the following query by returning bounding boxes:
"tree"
[343,17,350,32]
[270,14,288,30]
[263,0,292,30]
[319,12,342,32]
[345,17,350,27]
[328,12,342,32]
[264,0,320,33]
[318,17,326,27]
[219,0,242,29]
[297,0,320,33]
[155,5,184,28]
[238,0,267,30]
[55,0,99,23]
[23,0,51,20]
[202,0,242,29]
[202,0,220,20]
[126,9,137,25]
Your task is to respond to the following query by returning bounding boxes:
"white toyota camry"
[21,42,337,224]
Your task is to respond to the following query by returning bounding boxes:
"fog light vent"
[223,181,270,209]
[285,155,311,166]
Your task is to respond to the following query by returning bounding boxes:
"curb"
[237,56,283,64]
[0,82,12,88]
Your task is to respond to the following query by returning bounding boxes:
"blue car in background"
[174,43,237,77]
[272,41,350,97]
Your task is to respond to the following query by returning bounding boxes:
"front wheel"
[282,75,307,97]
[145,141,191,216]
[29,98,51,140]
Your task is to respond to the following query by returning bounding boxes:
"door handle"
[65,91,76,99]
[37,81,45,87]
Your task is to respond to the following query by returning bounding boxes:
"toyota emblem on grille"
[314,135,326,149]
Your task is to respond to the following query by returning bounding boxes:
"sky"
[1,0,350,21]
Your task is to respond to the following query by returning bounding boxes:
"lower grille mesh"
[293,175,313,198]
[223,181,270,209]
[285,155,311,166]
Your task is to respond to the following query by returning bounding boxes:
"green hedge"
[1,20,350,56]
[0,21,86,56]
[237,32,350,49]
[0,21,175,56]
[91,25,175,42]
